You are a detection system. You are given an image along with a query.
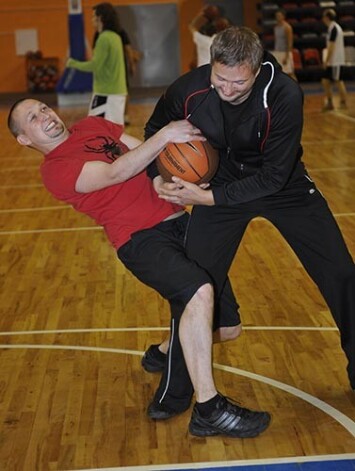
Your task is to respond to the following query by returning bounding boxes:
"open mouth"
[44,120,57,132]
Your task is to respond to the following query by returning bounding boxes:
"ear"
[17,134,31,146]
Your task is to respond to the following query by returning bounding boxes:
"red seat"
[293,48,303,70]
[302,48,321,66]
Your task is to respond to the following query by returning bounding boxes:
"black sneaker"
[189,394,271,438]
[141,344,165,373]
[147,401,188,420]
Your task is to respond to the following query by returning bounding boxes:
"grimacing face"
[14,100,67,150]
[210,62,260,105]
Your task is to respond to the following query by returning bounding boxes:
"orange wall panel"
[0,3,70,93]
[0,0,200,93]
[0,0,253,94]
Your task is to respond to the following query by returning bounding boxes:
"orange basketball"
[204,5,221,20]
[156,140,219,184]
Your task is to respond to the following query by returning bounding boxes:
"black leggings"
[186,188,355,389]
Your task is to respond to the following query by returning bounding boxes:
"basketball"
[156,140,219,184]
[203,5,221,20]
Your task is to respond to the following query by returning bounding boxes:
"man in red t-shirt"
[7,98,270,439]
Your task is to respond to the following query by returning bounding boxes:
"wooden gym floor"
[0,88,354,471]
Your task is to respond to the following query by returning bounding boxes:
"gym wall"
[0,0,257,94]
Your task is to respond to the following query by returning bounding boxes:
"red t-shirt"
[40,116,182,249]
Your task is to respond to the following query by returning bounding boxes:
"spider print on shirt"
[84,136,126,161]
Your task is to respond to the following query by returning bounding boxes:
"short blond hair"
[323,8,336,21]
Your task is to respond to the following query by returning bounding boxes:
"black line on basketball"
[172,143,203,179]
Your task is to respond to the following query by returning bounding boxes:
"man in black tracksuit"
[145,27,355,401]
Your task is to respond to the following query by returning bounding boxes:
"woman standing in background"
[272,8,297,81]
[67,2,127,124]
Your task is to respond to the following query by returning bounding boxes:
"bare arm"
[324,42,335,66]
[285,23,293,53]
[189,10,209,34]
[75,121,204,193]
[124,44,142,76]
[282,23,293,64]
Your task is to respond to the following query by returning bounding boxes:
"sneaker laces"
[218,395,245,415]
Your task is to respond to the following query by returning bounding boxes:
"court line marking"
[0,165,354,182]
[66,453,355,470]
[0,212,353,236]
[333,111,355,123]
[0,344,354,439]
[302,139,355,144]
[0,326,339,336]
[309,167,355,172]
[214,364,355,438]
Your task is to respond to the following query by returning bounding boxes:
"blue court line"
[172,458,355,470]
[301,82,355,95]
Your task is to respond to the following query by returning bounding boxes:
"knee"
[180,283,214,324]
[228,323,243,340]
[183,283,214,314]
[194,283,214,306]
[215,323,242,343]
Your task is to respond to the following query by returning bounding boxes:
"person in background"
[118,27,142,125]
[67,2,127,125]
[321,8,348,111]
[189,5,230,68]
[92,22,142,125]
[272,8,297,81]
[8,98,271,439]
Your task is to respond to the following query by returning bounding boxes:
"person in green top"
[67,2,128,124]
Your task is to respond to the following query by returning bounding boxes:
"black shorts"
[117,212,240,328]
[323,65,344,81]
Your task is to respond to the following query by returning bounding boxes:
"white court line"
[0,212,354,236]
[333,111,355,123]
[303,139,355,145]
[334,212,355,217]
[214,363,355,437]
[66,453,355,470]
[0,343,354,439]
[2,164,354,182]
[0,326,338,336]
[309,167,355,172]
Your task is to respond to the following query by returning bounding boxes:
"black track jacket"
[145,51,310,206]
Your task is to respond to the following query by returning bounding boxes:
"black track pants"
[186,188,355,389]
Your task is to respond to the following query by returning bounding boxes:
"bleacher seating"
[259,0,355,81]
